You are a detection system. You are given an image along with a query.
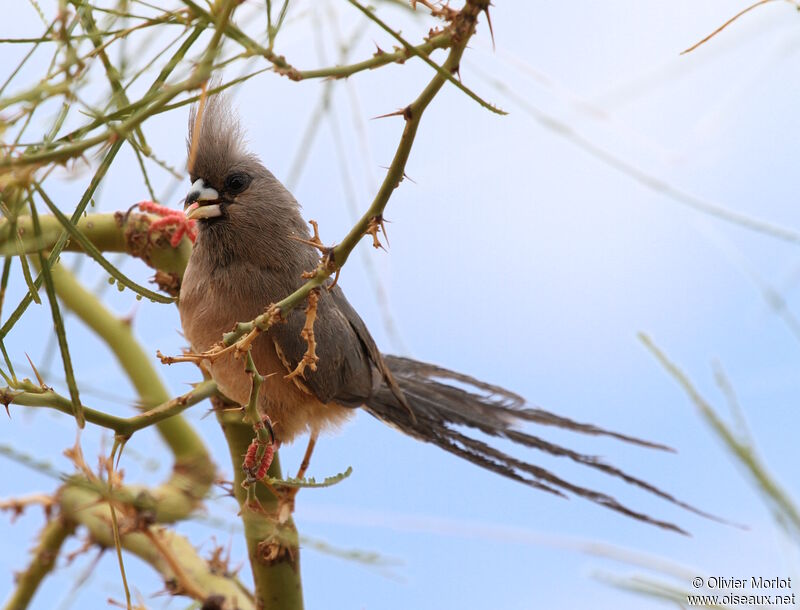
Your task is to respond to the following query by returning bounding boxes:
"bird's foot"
[138,200,197,247]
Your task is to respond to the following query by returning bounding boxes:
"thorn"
[372,106,413,121]
[484,4,496,51]
[379,216,391,247]
[288,234,327,253]
[120,302,140,327]
[326,267,341,291]
[25,353,46,388]
[371,108,406,121]
[114,438,127,470]
[366,215,389,250]
[288,219,329,253]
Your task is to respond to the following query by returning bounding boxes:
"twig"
[640,333,800,540]
[285,289,320,381]
[2,379,217,437]
[681,0,800,55]
[347,0,506,114]
[29,199,85,428]
[2,517,76,610]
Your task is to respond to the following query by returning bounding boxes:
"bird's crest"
[187,91,246,181]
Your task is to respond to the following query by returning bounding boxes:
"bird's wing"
[269,285,381,407]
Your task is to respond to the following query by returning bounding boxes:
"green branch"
[2,516,76,610]
[29,200,85,427]
[44,260,205,460]
[0,139,124,342]
[216,401,304,610]
[0,0,236,172]
[347,0,505,114]
[182,0,454,81]
[0,212,192,277]
[37,261,215,524]
[2,379,217,438]
[297,31,453,80]
[58,483,256,610]
[33,185,174,303]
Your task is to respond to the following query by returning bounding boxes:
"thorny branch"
[0,379,217,438]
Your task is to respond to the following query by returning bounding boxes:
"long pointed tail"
[365,356,719,535]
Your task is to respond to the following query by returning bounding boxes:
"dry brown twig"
[285,289,320,381]
[292,220,342,290]
[366,215,389,250]
[64,536,98,565]
[0,494,55,521]
[681,0,800,54]
[156,305,281,366]
[160,206,381,369]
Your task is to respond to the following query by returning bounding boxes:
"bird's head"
[183,94,269,226]
[181,93,311,275]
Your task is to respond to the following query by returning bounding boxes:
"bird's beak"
[184,178,221,220]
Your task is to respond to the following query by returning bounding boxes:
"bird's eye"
[224,172,251,195]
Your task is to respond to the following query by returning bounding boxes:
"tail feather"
[392,357,674,451]
[365,356,715,534]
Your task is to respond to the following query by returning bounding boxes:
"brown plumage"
[178,95,707,534]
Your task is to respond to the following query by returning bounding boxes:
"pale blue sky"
[2,1,800,609]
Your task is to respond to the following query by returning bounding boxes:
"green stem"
[2,517,76,610]
[0,139,124,340]
[1,379,217,437]
[57,484,256,610]
[37,262,214,523]
[73,1,149,151]
[347,0,504,114]
[0,212,192,277]
[0,0,235,172]
[44,261,205,461]
[33,185,173,303]
[29,200,84,427]
[216,403,304,610]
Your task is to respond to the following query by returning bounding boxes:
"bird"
[177,93,706,534]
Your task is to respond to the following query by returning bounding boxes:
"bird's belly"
[180,266,353,442]
[200,328,353,444]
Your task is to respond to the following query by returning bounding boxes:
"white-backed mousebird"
[178,94,710,534]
